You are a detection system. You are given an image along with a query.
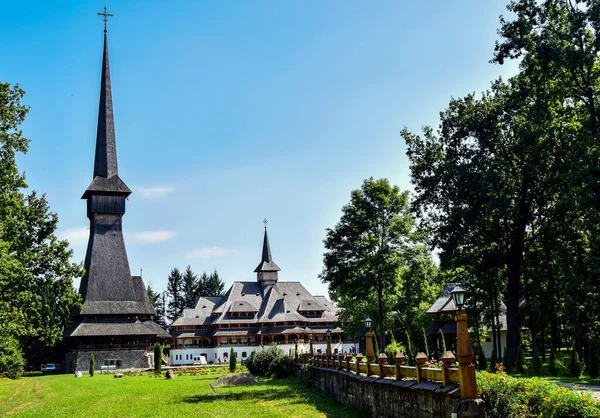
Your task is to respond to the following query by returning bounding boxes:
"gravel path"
[556,382,600,401]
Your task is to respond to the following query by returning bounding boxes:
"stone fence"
[296,352,485,418]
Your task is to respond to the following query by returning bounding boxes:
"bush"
[422,328,429,360]
[569,344,582,377]
[245,345,294,378]
[154,343,162,372]
[0,337,24,379]
[384,341,404,363]
[478,370,600,418]
[531,345,541,374]
[229,348,237,373]
[588,339,600,379]
[549,346,557,375]
[477,347,488,371]
[89,353,95,377]
[405,331,415,366]
[502,347,511,373]
[515,345,525,373]
[437,330,447,359]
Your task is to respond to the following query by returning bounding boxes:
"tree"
[438,330,447,359]
[229,347,237,373]
[320,178,416,352]
[203,270,225,297]
[89,353,95,377]
[0,82,82,373]
[589,339,600,379]
[503,347,511,374]
[182,265,199,309]
[166,268,184,323]
[154,343,162,372]
[147,284,167,328]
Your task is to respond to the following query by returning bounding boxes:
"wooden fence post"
[356,353,363,375]
[338,353,344,371]
[395,351,406,380]
[378,353,387,377]
[416,352,427,383]
[441,351,455,387]
[346,353,352,372]
[456,312,477,398]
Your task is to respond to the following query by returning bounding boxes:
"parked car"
[41,363,58,373]
[193,355,207,365]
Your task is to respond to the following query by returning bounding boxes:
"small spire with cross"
[263,218,268,229]
[97,4,114,33]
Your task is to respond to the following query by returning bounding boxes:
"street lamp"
[326,328,332,358]
[364,317,374,362]
[451,286,477,399]
[451,286,466,311]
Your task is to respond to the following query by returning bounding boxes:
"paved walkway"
[556,382,600,401]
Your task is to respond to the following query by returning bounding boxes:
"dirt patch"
[212,373,259,387]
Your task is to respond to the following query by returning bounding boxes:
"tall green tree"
[147,284,167,328]
[320,178,417,351]
[204,270,225,297]
[166,268,184,323]
[0,82,82,374]
[182,265,199,308]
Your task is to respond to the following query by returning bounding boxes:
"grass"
[0,368,360,417]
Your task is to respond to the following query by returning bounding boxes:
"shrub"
[405,331,415,366]
[549,346,557,375]
[515,345,525,373]
[502,347,511,373]
[588,339,600,378]
[0,337,24,379]
[154,343,162,372]
[89,353,95,377]
[422,328,429,360]
[477,347,488,371]
[384,341,404,363]
[569,344,582,377]
[438,330,447,359]
[531,345,541,374]
[477,370,600,418]
[245,345,294,378]
[229,348,237,373]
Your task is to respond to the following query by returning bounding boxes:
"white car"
[41,363,57,373]
[192,356,207,365]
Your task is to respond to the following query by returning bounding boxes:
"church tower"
[254,222,280,285]
[65,9,170,371]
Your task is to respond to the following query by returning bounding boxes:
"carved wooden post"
[441,351,455,387]
[395,351,406,381]
[346,352,353,372]
[378,353,387,377]
[365,329,375,362]
[366,355,372,377]
[456,312,477,398]
[338,353,344,371]
[356,353,363,375]
[415,352,427,383]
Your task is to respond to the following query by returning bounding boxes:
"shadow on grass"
[183,387,296,404]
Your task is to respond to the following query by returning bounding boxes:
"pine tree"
[166,268,184,323]
[229,348,237,373]
[588,339,600,379]
[532,345,541,374]
[89,353,95,377]
[422,328,429,360]
[154,343,162,372]
[569,343,582,377]
[503,347,511,373]
[516,345,525,373]
[206,270,225,297]
[405,330,415,366]
[182,265,199,309]
[438,330,447,358]
[479,347,488,371]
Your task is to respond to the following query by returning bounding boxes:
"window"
[103,359,121,367]
[242,352,247,358]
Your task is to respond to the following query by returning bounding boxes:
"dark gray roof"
[298,299,325,312]
[67,319,170,338]
[254,228,281,272]
[426,283,461,314]
[228,300,259,313]
[170,281,339,328]
[81,32,131,199]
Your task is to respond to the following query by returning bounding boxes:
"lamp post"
[451,286,477,399]
[308,333,313,357]
[326,328,332,358]
[364,317,374,362]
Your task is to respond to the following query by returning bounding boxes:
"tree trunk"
[506,183,529,365]
[378,284,385,354]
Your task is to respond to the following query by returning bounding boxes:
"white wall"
[481,330,507,359]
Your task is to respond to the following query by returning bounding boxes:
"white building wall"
[170,342,357,366]
[481,330,508,359]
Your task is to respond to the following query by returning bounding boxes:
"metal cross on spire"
[263,218,268,229]
[97,4,114,33]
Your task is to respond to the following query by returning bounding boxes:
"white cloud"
[136,186,174,199]
[186,246,238,259]
[130,230,177,243]
[58,226,89,245]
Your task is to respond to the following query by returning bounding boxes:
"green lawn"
[0,369,360,417]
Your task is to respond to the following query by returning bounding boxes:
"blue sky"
[1,1,518,297]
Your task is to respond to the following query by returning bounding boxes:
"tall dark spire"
[82,29,130,198]
[254,222,281,274]
[94,32,118,178]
